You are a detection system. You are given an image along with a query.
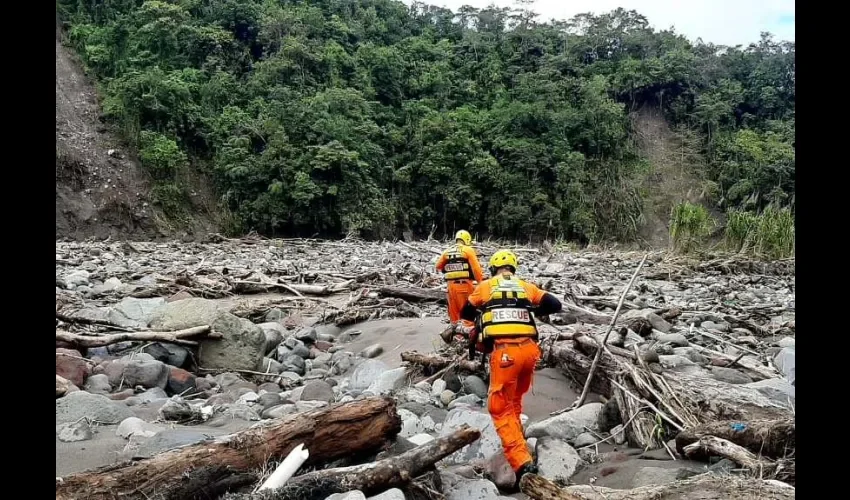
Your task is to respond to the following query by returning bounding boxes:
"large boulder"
[108,297,167,328]
[123,359,170,389]
[201,312,267,371]
[439,409,502,465]
[148,298,222,330]
[525,402,603,441]
[56,391,134,425]
[367,367,408,395]
[774,347,795,386]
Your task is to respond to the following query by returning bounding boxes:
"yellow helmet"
[489,249,518,273]
[454,230,472,246]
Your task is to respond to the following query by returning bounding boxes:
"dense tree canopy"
[58,0,795,242]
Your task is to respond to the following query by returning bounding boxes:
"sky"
[400,0,795,47]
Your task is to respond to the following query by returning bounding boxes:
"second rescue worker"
[435,230,484,333]
[460,249,563,488]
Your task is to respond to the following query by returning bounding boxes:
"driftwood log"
[683,436,795,484]
[520,473,795,500]
[675,418,795,459]
[56,325,216,348]
[378,286,446,303]
[224,426,481,500]
[55,397,401,500]
[401,351,481,373]
[548,341,615,395]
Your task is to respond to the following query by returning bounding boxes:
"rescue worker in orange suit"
[460,250,562,487]
[435,230,484,334]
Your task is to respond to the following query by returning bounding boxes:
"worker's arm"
[460,282,486,322]
[465,247,485,283]
[434,252,447,273]
[525,282,563,317]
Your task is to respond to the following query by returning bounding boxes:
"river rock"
[525,402,603,441]
[443,477,500,500]
[536,437,584,483]
[159,397,197,421]
[326,491,366,500]
[84,373,112,395]
[620,309,671,333]
[56,391,134,425]
[709,366,753,385]
[367,367,407,395]
[108,297,167,328]
[56,348,90,387]
[774,346,795,385]
[57,420,93,443]
[399,408,423,437]
[351,359,389,391]
[657,333,689,347]
[295,327,317,343]
[134,429,209,458]
[359,343,384,358]
[301,380,335,403]
[123,359,169,389]
[202,312,267,371]
[367,488,405,500]
[258,322,287,353]
[462,375,489,399]
[440,408,502,464]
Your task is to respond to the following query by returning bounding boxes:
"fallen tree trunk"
[675,418,795,459]
[378,286,445,303]
[521,473,795,500]
[401,351,481,373]
[55,397,401,500]
[683,436,795,485]
[56,325,216,348]
[224,426,481,500]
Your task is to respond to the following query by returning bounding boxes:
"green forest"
[57,0,795,245]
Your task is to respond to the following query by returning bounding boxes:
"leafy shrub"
[139,131,187,181]
[670,202,715,253]
[725,207,794,259]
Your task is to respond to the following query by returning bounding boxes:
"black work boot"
[513,461,539,491]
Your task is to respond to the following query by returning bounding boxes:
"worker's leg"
[446,281,475,327]
[488,343,533,471]
[511,341,541,420]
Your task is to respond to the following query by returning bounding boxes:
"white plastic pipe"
[257,443,310,491]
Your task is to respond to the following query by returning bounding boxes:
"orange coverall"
[466,277,547,471]
[435,244,484,327]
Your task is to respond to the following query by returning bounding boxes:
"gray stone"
[440,409,503,464]
[432,379,447,397]
[262,404,297,419]
[526,403,603,441]
[408,433,434,446]
[56,391,134,425]
[257,392,282,409]
[116,417,162,439]
[351,359,390,391]
[295,400,329,412]
[573,432,597,448]
[744,378,795,403]
[258,322,287,353]
[657,333,689,347]
[536,437,584,483]
[280,371,303,385]
[123,360,170,389]
[610,424,627,445]
[443,478,500,500]
[290,343,312,360]
[658,355,695,369]
[366,488,405,500]
[57,420,93,442]
[263,357,283,374]
[218,404,261,422]
[448,394,483,409]
[440,390,456,406]
[159,397,197,421]
[149,298,222,330]
[367,367,408,395]
[84,373,112,395]
[330,351,354,375]
[597,399,621,433]
[108,297,167,328]
[485,452,515,490]
[281,354,307,376]
[462,375,489,399]
[710,367,754,385]
[235,391,260,405]
[774,347,795,385]
[202,312,267,371]
[63,270,91,288]
[135,429,210,458]
[359,343,384,359]
[301,380,335,403]
[326,491,366,500]
[672,347,708,364]
[295,327,318,343]
[397,387,432,405]
[138,387,169,403]
[777,337,796,348]
[620,309,671,333]
[398,409,423,438]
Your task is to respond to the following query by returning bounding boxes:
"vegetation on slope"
[57,0,794,243]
